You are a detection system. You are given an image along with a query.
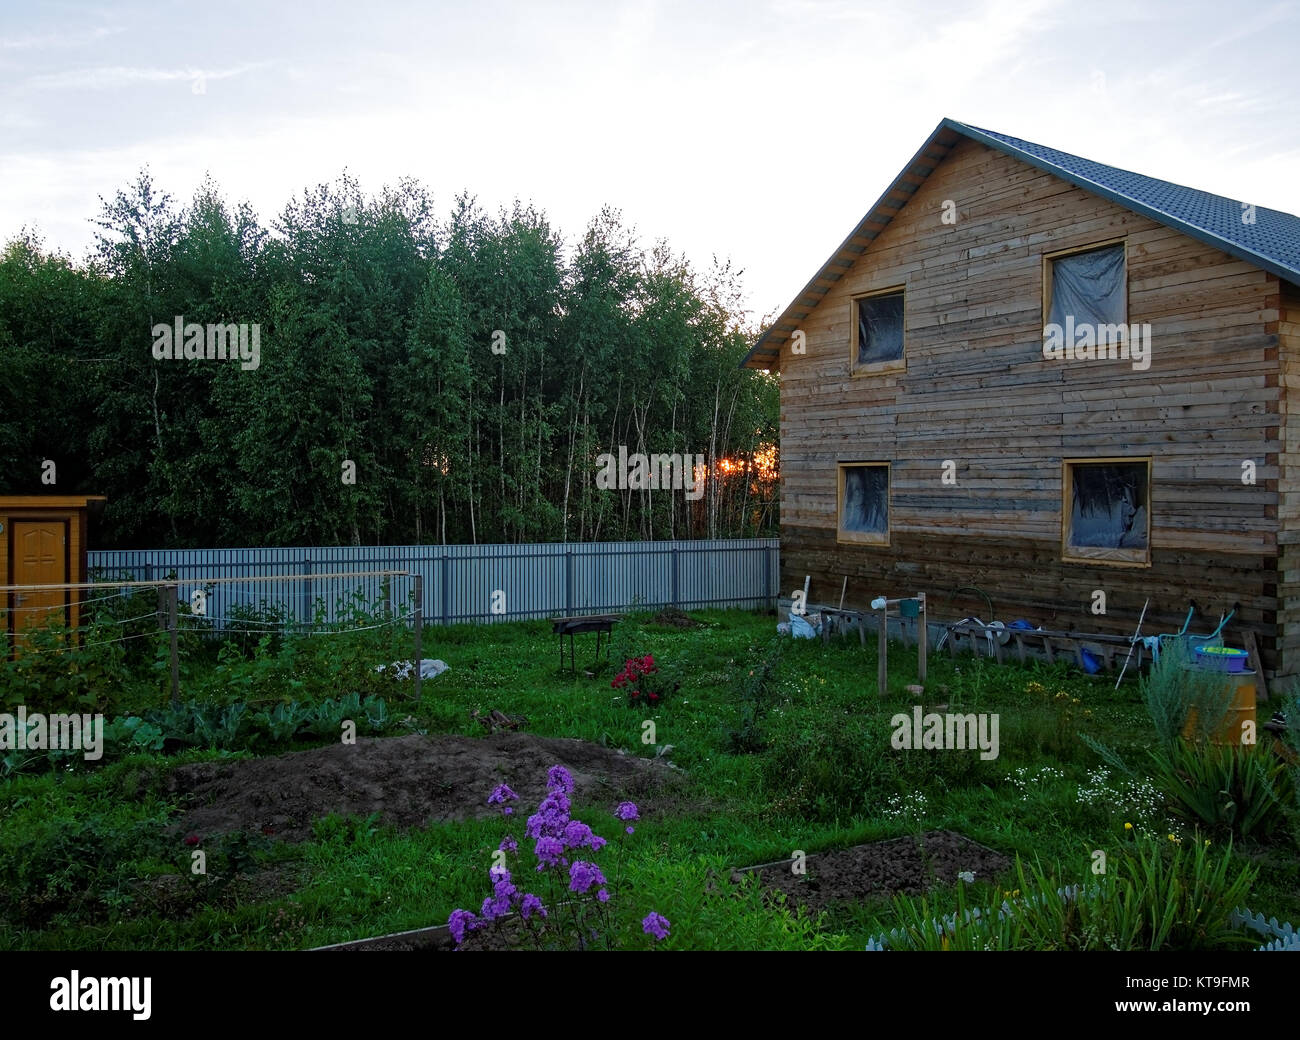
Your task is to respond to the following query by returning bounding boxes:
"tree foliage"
[1,173,778,547]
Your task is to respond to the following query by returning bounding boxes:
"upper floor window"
[852,288,904,374]
[1045,242,1126,331]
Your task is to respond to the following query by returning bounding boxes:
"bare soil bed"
[167,731,684,843]
[737,830,1012,915]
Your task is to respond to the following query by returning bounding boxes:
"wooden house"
[0,495,106,655]
[744,118,1300,682]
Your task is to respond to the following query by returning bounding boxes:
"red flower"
[183,834,200,846]
[648,692,659,702]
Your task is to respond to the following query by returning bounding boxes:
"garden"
[1,597,1298,952]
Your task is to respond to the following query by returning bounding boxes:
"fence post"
[670,545,679,608]
[301,557,312,628]
[441,554,450,625]
[565,549,574,615]
[168,583,180,708]
[764,545,773,608]
[413,574,423,702]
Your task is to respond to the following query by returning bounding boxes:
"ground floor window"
[1062,457,1151,565]
[837,462,890,545]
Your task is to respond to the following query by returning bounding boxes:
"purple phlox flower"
[596,888,610,903]
[499,834,518,854]
[493,876,517,908]
[568,860,607,895]
[534,834,566,870]
[642,911,671,941]
[488,783,519,816]
[614,801,639,822]
[489,862,511,884]
[525,790,571,839]
[448,908,479,945]
[625,826,635,835]
[546,764,575,795]
[562,819,608,852]
[520,893,547,920]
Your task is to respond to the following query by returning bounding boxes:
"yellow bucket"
[1182,676,1256,746]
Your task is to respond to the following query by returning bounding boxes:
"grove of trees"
[0,172,778,548]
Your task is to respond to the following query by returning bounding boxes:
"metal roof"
[743,117,1300,370]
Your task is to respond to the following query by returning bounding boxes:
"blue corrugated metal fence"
[87,539,779,629]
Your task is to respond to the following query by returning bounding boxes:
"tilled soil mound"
[739,830,1012,914]
[168,732,683,843]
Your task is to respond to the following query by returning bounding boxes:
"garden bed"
[736,830,1012,914]
[168,731,685,843]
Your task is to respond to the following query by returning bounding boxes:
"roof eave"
[741,117,966,371]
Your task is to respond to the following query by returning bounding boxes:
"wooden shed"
[0,495,107,654]
[744,118,1300,682]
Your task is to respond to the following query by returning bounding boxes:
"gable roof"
[743,117,1300,370]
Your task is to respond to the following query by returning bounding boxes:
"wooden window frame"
[1041,238,1129,337]
[1061,456,1152,568]
[837,461,891,546]
[850,286,906,377]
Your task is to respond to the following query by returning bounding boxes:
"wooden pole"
[413,575,424,702]
[1114,597,1150,689]
[168,584,180,708]
[838,576,847,610]
[878,602,888,697]
[917,593,927,685]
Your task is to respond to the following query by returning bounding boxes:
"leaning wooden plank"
[1241,630,1270,703]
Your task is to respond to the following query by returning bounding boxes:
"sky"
[2,0,1299,326]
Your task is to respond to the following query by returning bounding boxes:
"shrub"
[724,638,784,754]
[763,715,899,822]
[1149,740,1293,841]
[612,654,676,708]
[1141,644,1235,747]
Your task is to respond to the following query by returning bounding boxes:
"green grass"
[2,606,1296,950]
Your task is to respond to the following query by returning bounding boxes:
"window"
[851,289,904,373]
[1062,457,1151,566]
[1044,241,1126,331]
[837,463,890,545]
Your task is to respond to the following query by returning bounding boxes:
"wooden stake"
[413,575,424,703]
[838,576,847,611]
[917,593,927,685]
[878,602,888,697]
[168,584,180,708]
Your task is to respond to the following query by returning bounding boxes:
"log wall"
[778,137,1284,673]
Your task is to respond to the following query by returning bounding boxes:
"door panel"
[12,521,66,651]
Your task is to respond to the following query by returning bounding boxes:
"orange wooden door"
[12,521,66,652]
